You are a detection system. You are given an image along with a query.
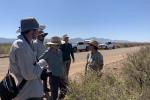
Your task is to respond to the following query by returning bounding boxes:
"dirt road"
[0,46,141,80]
[69,46,141,78]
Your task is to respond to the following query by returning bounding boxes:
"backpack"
[0,71,27,100]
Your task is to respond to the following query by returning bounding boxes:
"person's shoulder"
[97,51,103,57]
[60,43,64,47]
[67,43,73,47]
[68,43,72,45]
[10,39,24,52]
[12,39,23,48]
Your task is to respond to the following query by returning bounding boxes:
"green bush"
[66,46,150,100]
[123,46,150,100]
[66,72,128,100]
[0,44,11,54]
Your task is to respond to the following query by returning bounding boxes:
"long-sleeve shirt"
[39,48,64,77]
[60,43,74,62]
[33,39,46,59]
[87,51,104,71]
[9,35,43,100]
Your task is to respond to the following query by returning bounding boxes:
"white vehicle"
[99,42,115,49]
[99,43,107,49]
[72,42,89,52]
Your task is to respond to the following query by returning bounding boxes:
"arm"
[70,44,75,62]
[16,46,43,80]
[39,49,49,61]
[85,53,89,74]
[95,53,104,71]
[38,49,49,68]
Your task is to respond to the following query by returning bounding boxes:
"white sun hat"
[46,36,61,45]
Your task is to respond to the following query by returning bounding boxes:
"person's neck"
[24,34,32,44]
[50,47,58,52]
[38,39,43,43]
[91,50,97,54]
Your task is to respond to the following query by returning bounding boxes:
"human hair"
[21,30,31,35]
[21,29,37,35]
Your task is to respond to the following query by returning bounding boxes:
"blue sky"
[0,0,150,42]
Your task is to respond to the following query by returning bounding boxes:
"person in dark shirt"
[60,34,75,81]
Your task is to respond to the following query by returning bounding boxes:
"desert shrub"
[66,71,128,100]
[66,46,150,100]
[115,43,150,48]
[123,46,150,100]
[0,44,11,54]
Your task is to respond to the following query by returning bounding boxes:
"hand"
[89,61,95,67]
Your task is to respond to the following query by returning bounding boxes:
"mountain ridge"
[0,37,130,44]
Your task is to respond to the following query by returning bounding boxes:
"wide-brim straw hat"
[47,36,61,45]
[88,40,99,48]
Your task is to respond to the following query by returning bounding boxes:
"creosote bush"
[66,46,150,100]
[123,46,150,100]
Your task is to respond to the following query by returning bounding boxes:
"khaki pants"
[64,60,71,80]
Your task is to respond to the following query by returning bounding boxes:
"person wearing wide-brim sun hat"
[9,17,50,100]
[85,40,104,75]
[39,36,67,100]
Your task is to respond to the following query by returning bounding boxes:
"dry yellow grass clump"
[66,46,150,100]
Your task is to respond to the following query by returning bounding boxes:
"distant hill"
[0,38,15,44]
[70,37,130,43]
[0,37,129,44]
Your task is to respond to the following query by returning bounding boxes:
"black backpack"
[0,71,27,100]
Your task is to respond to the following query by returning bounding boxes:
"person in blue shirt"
[39,36,67,100]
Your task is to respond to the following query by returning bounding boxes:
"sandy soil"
[69,46,140,79]
[0,46,141,80]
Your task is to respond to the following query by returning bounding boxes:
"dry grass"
[0,43,11,54]
[66,46,150,100]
